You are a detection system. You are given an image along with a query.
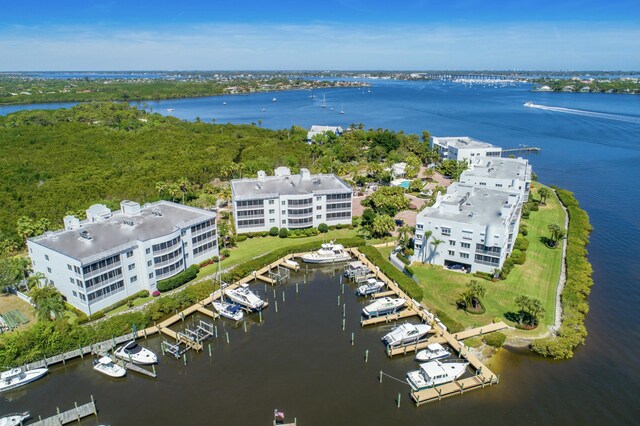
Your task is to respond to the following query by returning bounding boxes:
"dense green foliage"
[435,309,464,334]
[85,290,150,322]
[358,246,423,302]
[533,78,640,94]
[483,331,506,348]
[532,188,594,359]
[156,265,200,292]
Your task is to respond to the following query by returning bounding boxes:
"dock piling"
[337,295,340,306]
[296,283,299,293]
[342,318,345,331]
[244,321,247,333]
[275,300,278,313]
[282,290,285,302]
[379,370,383,383]
[226,331,230,344]
[365,349,369,363]
[208,344,212,357]
[351,332,355,346]
[259,310,263,323]
[183,354,187,365]
[397,393,401,408]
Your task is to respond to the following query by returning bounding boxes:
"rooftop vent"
[123,219,135,227]
[79,230,93,241]
[313,178,321,184]
[152,208,163,217]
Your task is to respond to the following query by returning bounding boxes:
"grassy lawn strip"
[378,185,564,337]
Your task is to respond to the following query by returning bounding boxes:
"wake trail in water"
[525,103,640,124]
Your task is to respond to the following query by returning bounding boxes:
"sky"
[1,1,639,71]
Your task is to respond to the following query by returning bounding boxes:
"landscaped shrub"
[87,290,150,320]
[236,234,248,242]
[499,257,515,279]
[359,245,423,302]
[269,227,279,236]
[221,249,231,258]
[514,235,529,251]
[336,223,343,229]
[157,265,199,292]
[519,224,529,236]
[435,309,464,334]
[483,332,506,348]
[474,271,494,281]
[397,252,410,265]
[152,290,161,297]
[404,265,414,276]
[278,228,289,238]
[510,249,526,265]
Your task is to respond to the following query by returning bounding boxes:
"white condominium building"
[306,125,343,143]
[431,136,502,161]
[459,156,532,201]
[415,183,522,273]
[28,200,218,315]
[231,167,352,233]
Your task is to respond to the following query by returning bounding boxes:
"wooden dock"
[360,307,420,326]
[370,290,398,299]
[31,399,97,425]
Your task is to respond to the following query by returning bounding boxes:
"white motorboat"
[355,278,385,296]
[524,101,534,107]
[225,284,265,311]
[415,343,451,362]
[212,300,244,321]
[362,297,406,317]
[406,360,469,391]
[284,259,300,270]
[301,242,351,264]
[166,108,174,112]
[114,340,158,365]
[93,356,126,378]
[0,367,48,393]
[0,412,30,426]
[382,323,431,347]
[343,261,368,278]
[272,97,277,102]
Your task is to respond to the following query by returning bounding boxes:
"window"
[441,227,451,236]
[126,251,134,258]
[70,277,75,284]
[72,291,77,297]
[282,201,286,205]
[316,206,322,210]
[316,196,321,201]
[130,275,138,283]
[460,253,470,259]
[282,210,286,215]
[74,265,80,274]
[448,250,455,256]
[45,254,50,261]
[449,240,456,246]
[149,273,154,279]
[67,264,72,270]
[269,219,275,224]
[282,220,286,224]
[316,215,322,219]
[269,209,275,214]
[479,182,487,186]
[128,264,135,271]
[495,183,503,188]
[416,224,423,230]
[47,267,52,273]
[146,248,151,254]
[461,242,471,249]
[147,260,152,267]
[269,200,275,205]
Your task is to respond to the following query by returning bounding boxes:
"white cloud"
[0,22,638,70]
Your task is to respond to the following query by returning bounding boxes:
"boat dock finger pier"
[31,397,98,426]
[342,247,508,406]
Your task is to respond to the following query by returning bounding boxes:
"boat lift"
[161,340,188,359]
[268,265,290,284]
[185,320,214,344]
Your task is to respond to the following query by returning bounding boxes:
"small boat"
[330,107,334,111]
[93,356,126,378]
[272,97,277,102]
[0,367,48,393]
[114,340,158,365]
[362,297,406,317]
[0,412,30,426]
[340,104,344,114]
[524,101,534,107]
[225,284,265,311]
[321,94,326,108]
[274,409,285,424]
[212,300,244,321]
[343,261,368,278]
[223,101,227,105]
[406,360,469,391]
[301,241,351,264]
[415,343,451,362]
[284,259,300,270]
[166,108,174,112]
[261,108,267,112]
[382,323,431,347]
[355,278,385,296]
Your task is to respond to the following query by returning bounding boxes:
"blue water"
[1,80,640,423]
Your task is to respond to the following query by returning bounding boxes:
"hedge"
[157,265,200,292]
[221,238,366,283]
[358,246,423,302]
[531,187,594,359]
[483,331,506,348]
[435,309,464,333]
[86,290,150,322]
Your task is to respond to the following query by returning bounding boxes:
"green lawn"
[197,228,370,279]
[107,295,154,316]
[379,185,565,338]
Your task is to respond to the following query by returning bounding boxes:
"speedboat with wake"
[301,241,351,264]
[406,359,469,391]
[415,343,451,362]
[362,297,406,317]
[0,367,48,393]
[93,356,126,378]
[0,412,30,426]
[212,299,244,321]
[114,340,158,365]
[382,323,431,347]
[524,101,534,107]
[225,284,265,311]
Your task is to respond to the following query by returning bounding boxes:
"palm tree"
[430,238,444,265]
[515,295,531,325]
[177,177,191,204]
[30,285,65,321]
[397,225,413,248]
[527,298,545,326]
[538,187,551,205]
